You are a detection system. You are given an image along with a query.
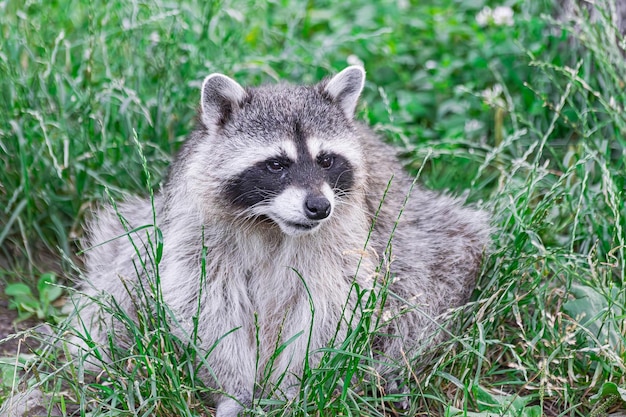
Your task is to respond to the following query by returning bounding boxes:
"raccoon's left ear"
[200,73,247,134]
[321,66,365,119]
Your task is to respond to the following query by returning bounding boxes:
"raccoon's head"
[189,66,366,237]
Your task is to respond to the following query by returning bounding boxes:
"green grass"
[1,0,625,415]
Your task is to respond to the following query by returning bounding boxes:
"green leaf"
[445,386,542,417]
[37,272,57,294]
[4,283,34,298]
[563,283,623,350]
[474,384,533,412]
[155,226,163,264]
[0,364,17,388]
[590,382,626,403]
[37,272,62,303]
[446,405,542,417]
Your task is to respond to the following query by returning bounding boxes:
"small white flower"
[347,55,364,67]
[465,119,484,134]
[476,5,514,27]
[149,31,160,44]
[493,6,514,26]
[476,6,492,27]
[424,60,437,70]
[481,84,506,108]
[481,84,503,101]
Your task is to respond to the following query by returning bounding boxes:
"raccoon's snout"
[264,186,335,236]
[304,195,331,220]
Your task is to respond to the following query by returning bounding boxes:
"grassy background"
[1,0,625,415]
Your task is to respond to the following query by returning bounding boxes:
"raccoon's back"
[359,123,491,343]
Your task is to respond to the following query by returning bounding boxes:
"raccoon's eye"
[266,159,288,173]
[317,154,334,169]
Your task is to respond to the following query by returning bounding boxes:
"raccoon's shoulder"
[356,123,411,194]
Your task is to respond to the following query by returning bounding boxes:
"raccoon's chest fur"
[159,205,375,370]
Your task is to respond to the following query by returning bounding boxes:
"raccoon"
[75,66,491,416]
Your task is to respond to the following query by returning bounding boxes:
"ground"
[0,283,42,357]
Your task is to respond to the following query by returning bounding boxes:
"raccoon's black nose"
[304,196,331,220]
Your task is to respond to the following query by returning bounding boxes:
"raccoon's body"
[77,66,490,416]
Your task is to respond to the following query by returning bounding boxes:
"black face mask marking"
[224,152,354,210]
[224,118,355,210]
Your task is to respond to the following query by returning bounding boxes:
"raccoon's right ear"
[321,65,365,119]
[200,74,247,133]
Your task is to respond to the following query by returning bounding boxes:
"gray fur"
[75,66,491,416]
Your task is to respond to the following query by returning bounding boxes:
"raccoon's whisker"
[232,214,263,235]
[237,203,276,229]
[231,188,279,206]
[236,205,267,221]
[332,169,354,190]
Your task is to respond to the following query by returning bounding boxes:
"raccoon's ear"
[200,73,247,132]
[321,66,365,119]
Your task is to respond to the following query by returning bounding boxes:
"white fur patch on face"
[306,136,362,167]
[227,140,298,177]
[253,186,335,236]
[319,182,334,202]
